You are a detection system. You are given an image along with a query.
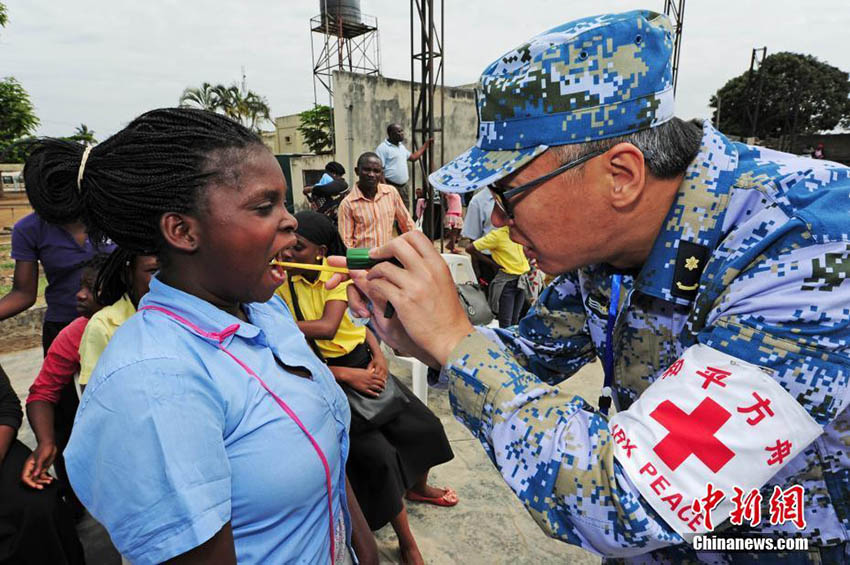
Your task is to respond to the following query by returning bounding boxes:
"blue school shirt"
[65,277,352,565]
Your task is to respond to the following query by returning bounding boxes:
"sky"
[2,0,849,140]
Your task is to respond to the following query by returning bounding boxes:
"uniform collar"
[634,121,740,305]
[350,182,393,202]
[140,276,263,343]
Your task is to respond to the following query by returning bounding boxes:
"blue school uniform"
[65,277,352,564]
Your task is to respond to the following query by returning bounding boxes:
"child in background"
[443,192,462,252]
[278,211,456,565]
[466,226,531,328]
[23,249,157,489]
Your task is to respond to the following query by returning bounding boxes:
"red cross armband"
[607,344,822,541]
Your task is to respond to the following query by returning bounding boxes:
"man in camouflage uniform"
[339,10,850,563]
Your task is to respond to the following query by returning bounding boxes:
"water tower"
[310,0,381,105]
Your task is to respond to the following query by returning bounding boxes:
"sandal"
[405,486,459,507]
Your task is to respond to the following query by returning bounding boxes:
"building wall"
[332,71,478,192]
[274,114,312,154]
[288,153,333,212]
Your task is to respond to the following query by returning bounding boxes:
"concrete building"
[269,71,477,212]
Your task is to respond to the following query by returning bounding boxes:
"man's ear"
[605,142,646,211]
[159,212,201,254]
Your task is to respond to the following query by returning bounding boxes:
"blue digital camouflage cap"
[429,10,675,193]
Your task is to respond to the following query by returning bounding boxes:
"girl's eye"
[256,203,274,214]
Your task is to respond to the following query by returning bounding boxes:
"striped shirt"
[337,183,416,249]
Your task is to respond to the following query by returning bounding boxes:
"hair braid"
[23,108,266,254]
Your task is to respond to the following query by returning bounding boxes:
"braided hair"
[23,108,266,254]
[93,248,138,307]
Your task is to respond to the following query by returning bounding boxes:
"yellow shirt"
[473,226,530,275]
[275,262,366,359]
[78,293,136,385]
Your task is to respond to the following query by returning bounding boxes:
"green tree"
[179,82,272,133]
[179,82,218,111]
[0,77,40,162]
[69,123,96,145]
[0,2,8,29]
[297,105,333,154]
[710,52,850,140]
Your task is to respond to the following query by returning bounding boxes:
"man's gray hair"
[552,117,702,179]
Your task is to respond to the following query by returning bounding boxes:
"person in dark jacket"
[0,362,85,564]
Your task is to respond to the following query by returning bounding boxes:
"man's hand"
[21,442,57,489]
[328,231,474,366]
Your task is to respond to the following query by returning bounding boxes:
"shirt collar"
[101,293,137,325]
[634,121,740,305]
[140,276,263,342]
[350,182,392,202]
[290,259,333,286]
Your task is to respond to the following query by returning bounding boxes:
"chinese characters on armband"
[607,344,821,542]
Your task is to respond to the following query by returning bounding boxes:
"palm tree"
[239,91,272,132]
[71,123,96,145]
[179,82,272,133]
[179,82,218,111]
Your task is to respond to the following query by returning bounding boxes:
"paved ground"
[2,345,603,565]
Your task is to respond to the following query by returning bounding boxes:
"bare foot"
[400,544,425,565]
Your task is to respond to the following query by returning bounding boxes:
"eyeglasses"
[489,150,604,220]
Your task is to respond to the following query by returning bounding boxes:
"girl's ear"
[160,212,201,254]
[318,244,328,260]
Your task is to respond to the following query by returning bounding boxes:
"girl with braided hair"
[24,108,366,565]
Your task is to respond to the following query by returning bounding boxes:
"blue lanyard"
[599,274,623,415]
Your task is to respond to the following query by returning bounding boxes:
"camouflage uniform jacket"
[445,122,850,559]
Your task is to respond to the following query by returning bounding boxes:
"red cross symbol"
[696,366,731,390]
[737,392,774,426]
[650,398,735,472]
[765,439,793,466]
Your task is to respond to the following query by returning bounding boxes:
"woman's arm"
[0,260,38,321]
[164,522,236,565]
[295,299,347,341]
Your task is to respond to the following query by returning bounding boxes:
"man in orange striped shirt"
[338,152,416,249]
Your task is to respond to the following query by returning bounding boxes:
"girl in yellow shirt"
[277,212,456,565]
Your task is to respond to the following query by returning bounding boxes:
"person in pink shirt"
[443,192,463,252]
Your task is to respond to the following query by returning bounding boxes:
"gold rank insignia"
[672,241,709,300]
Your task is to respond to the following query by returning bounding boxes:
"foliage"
[0,77,40,163]
[0,2,7,28]
[68,123,96,145]
[179,82,272,133]
[710,52,850,139]
[297,105,333,154]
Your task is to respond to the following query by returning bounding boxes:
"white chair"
[441,253,476,285]
[384,253,496,406]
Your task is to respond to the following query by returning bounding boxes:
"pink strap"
[138,305,336,564]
